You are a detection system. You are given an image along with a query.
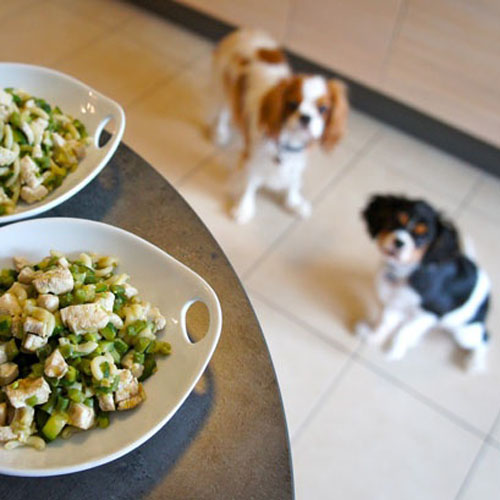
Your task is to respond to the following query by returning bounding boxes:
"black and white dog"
[356,194,491,371]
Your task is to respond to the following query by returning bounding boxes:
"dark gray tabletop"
[0,143,293,499]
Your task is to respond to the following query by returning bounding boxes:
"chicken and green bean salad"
[0,251,170,450]
[0,88,90,215]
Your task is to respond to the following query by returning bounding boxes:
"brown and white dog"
[212,29,348,223]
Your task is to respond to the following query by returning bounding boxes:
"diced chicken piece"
[60,303,110,334]
[0,402,7,426]
[95,292,114,312]
[117,384,146,411]
[20,184,48,204]
[67,402,95,430]
[148,306,166,331]
[11,317,23,339]
[22,333,48,352]
[0,362,19,385]
[0,89,13,107]
[44,349,68,379]
[0,425,16,442]
[31,143,43,159]
[52,132,66,148]
[33,267,74,295]
[23,316,44,336]
[0,146,18,166]
[0,292,21,316]
[20,155,41,188]
[0,187,11,204]
[0,342,8,364]
[121,351,144,379]
[97,393,115,412]
[17,266,39,284]
[20,122,34,145]
[23,308,55,338]
[5,376,51,408]
[10,406,35,442]
[114,369,140,404]
[37,294,59,312]
[30,117,48,145]
[123,284,138,299]
[8,282,28,303]
[57,257,69,269]
[108,313,123,330]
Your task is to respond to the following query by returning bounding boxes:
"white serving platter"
[0,218,222,477]
[0,63,125,223]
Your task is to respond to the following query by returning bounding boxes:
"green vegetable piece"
[133,351,145,364]
[26,395,38,407]
[59,292,74,308]
[83,398,94,409]
[79,359,92,376]
[12,128,27,145]
[41,412,68,441]
[74,285,95,304]
[134,337,151,354]
[64,365,78,383]
[36,343,53,361]
[114,338,128,356]
[0,315,12,338]
[139,355,157,382]
[9,112,22,129]
[31,363,44,377]
[127,320,147,337]
[41,391,59,415]
[0,269,16,289]
[97,413,110,429]
[55,396,69,413]
[100,323,117,341]
[5,339,19,361]
[59,343,73,359]
[67,388,85,403]
[154,340,171,356]
[34,98,51,114]
[95,283,108,293]
[35,409,50,431]
[34,156,51,170]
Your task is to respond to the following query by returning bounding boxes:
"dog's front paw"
[230,202,255,224]
[355,321,373,339]
[286,198,312,219]
[465,348,488,373]
[386,345,405,361]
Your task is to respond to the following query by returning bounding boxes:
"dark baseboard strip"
[128,0,500,177]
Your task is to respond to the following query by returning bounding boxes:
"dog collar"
[274,142,309,164]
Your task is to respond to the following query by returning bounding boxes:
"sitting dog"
[356,194,490,371]
[212,29,348,223]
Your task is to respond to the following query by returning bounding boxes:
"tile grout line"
[453,173,484,219]
[248,288,359,357]
[454,406,500,499]
[291,344,362,445]
[353,351,488,441]
[241,129,384,282]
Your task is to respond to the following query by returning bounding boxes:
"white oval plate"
[0,63,125,224]
[0,218,222,477]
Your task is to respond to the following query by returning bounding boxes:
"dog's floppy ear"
[362,195,398,238]
[423,217,460,263]
[259,79,288,140]
[321,79,349,151]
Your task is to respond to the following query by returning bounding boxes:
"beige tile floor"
[4,1,500,497]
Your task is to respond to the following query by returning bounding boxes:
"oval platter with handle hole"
[0,63,125,224]
[0,218,223,477]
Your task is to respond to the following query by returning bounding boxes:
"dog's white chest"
[259,150,307,191]
[376,270,421,312]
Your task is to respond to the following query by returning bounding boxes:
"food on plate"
[0,88,90,214]
[0,251,171,450]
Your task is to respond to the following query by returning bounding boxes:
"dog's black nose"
[394,238,404,248]
[299,114,311,126]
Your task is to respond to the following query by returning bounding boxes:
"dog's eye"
[318,105,328,114]
[287,100,299,112]
[414,223,428,235]
[397,212,409,225]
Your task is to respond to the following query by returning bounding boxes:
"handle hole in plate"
[95,116,116,148]
[185,300,210,344]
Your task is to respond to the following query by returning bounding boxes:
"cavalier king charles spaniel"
[212,29,348,223]
[357,195,490,371]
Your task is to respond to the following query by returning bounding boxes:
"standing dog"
[212,29,348,223]
[357,195,491,371]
